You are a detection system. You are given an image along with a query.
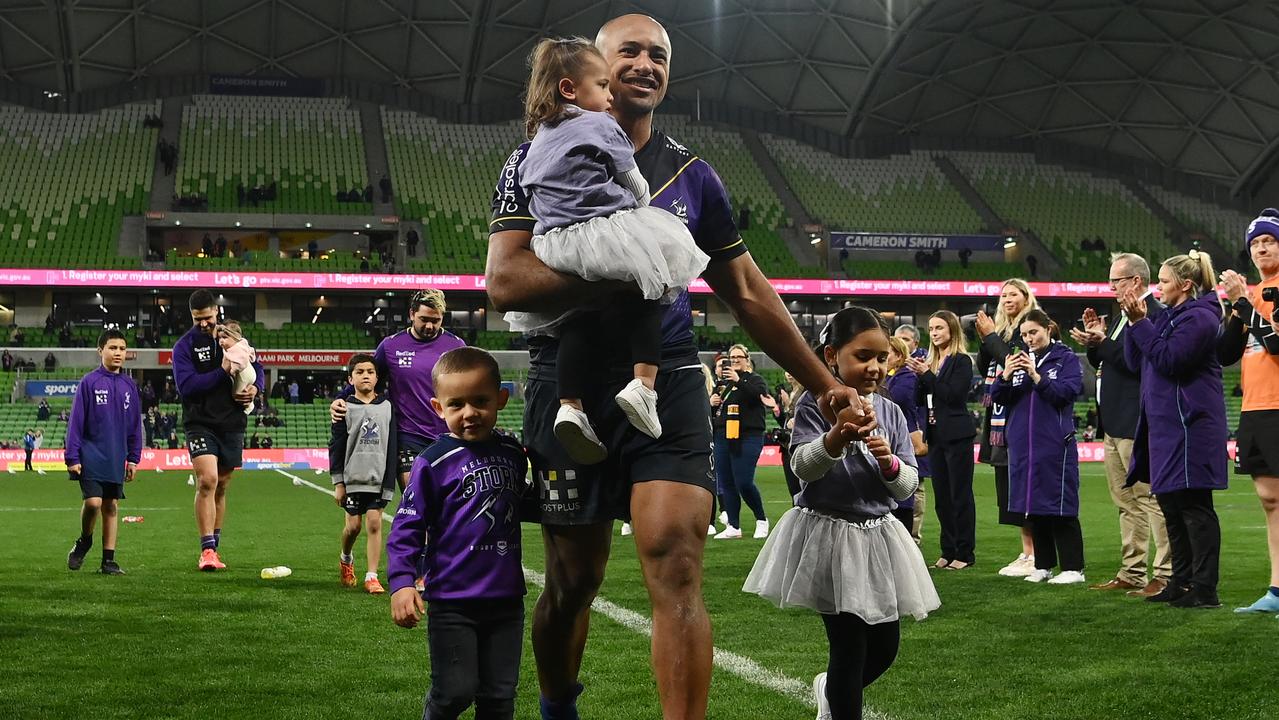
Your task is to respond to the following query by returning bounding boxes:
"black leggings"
[821,613,900,720]
[557,300,662,400]
[1029,515,1084,571]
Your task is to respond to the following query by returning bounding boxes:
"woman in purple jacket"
[992,310,1085,585]
[1121,250,1228,609]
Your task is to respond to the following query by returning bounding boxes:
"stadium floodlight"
[810,235,822,245]
[1004,236,1018,249]
[234,221,241,227]
[305,222,312,228]
[174,220,181,226]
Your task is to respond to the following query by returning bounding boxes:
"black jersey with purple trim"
[490,130,746,377]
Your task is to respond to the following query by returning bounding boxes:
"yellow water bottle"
[726,403,740,440]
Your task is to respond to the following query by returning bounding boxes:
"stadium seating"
[1141,182,1254,264]
[382,109,523,274]
[946,152,1174,276]
[175,95,370,214]
[761,135,984,235]
[0,102,157,269]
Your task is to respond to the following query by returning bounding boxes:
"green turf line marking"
[274,468,894,720]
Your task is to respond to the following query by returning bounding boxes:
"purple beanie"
[1246,208,1279,247]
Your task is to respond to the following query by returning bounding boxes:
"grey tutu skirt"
[743,507,940,623]
[504,206,710,335]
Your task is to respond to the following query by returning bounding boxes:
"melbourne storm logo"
[670,197,689,223]
[357,417,380,445]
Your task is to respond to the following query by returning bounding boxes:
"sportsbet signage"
[25,381,80,397]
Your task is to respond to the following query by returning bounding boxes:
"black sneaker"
[1170,590,1220,609]
[1146,583,1191,603]
[98,560,126,576]
[67,541,90,571]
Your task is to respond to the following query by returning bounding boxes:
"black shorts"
[342,491,388,516]
[186,429,244,471]
[1235,410,1279,476]
[522,364,714,525]
[398,433,434,476]
[78,476,125,500]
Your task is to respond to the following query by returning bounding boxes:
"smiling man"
[487,14,861,720]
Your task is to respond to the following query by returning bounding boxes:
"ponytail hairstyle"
[1019,308,1060,341]
[523,37,605,139]
[1162,246,1223,316]
[926,310,964,373]
[992,278,1038,340]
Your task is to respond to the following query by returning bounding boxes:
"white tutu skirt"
[743,507,941,623]
[504,206,710,335]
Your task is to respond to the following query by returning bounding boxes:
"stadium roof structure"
[0,0,1275,195]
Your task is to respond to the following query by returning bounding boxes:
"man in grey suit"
[1071,253,1171,597]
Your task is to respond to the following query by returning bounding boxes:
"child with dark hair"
[65,329,143,575]
[992,308,1086,585]
[504,36,710,464]
[388,346,529,720]
[330,352,397,594]
[744,306,938,720]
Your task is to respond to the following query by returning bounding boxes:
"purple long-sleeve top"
[368,329,466,442]
[171,326,265,432]
[1123,292,1228,495]
[992,341,1083,516]
[65,366,143,484]
[386,431,529,601]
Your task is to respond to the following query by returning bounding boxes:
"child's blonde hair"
[523,36,605,139]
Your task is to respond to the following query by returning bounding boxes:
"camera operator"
[710,344,772,539]
[1220,209,1279,614]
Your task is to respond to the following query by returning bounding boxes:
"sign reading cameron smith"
[831,232,1005,252]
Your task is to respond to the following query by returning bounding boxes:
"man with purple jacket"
[387,347,528,720]
[331,288,465,490]
[993,310,1086,585]
[1121,251,1229,609]
[173,289,265,572]
[65,329,143,575]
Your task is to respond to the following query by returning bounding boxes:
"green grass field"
[0,465,1273,719]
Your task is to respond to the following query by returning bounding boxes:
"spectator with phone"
[1219,210,1279,615]
[973,279,1040,577]
[710,344,772,539]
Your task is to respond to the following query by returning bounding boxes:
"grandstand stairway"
[739,129,814,229]
[357,101,396,219]
[1120,176,1236,270]
[148,96,185,213]
[934,154,1060,276]
[738,129,824,270]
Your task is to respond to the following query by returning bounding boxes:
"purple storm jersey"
[386,431,530,601]
[65,366,143,484]
[490,129,746,378]
[370,329,466,441]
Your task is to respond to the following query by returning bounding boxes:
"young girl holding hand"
[744,306,939,720]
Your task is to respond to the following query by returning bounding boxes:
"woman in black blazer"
[909,310,978,569]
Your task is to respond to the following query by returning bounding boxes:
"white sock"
[364,571,378,582]
[340,553,353,564]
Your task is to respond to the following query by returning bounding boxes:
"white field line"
[274,469,897,718]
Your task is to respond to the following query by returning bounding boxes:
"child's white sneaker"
[615,378,662,439]
[620,522,633,537]
[714,526,742,539]
[998,553,1035,577]
[1025,568,1053,583]
[1047,570,1086,585]
[814,672,832,720]
[754,519,770,539]
[554,405,608,465]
